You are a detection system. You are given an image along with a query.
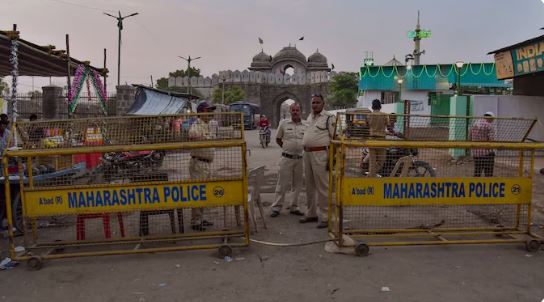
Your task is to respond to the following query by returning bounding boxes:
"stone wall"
[168,70,336,88]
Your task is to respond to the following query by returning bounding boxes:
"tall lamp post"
[221,78,226,105]
[455,61,465,95]
[178,55,201,95]
[104,11,139,86]
[456,60,470,148]
[396,77,408,136]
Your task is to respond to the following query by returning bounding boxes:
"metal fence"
[5,92,117,120]
[328,113,543,256]
[3,112,248,269]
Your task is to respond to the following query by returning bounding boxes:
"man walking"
[270,103,307,217]
[300,94,334,229]
[470,111,496,177]
[188,101,216,231]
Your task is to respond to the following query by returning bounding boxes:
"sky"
[2,0,544,93]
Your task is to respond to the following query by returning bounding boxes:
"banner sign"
[494,51,515,80]
[342,177,531,206]
[23,180,244,217]
[512,40,544,77]
[494,38,544,79]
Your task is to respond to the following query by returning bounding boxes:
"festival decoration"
[9,39,19,119]
[68,64,108,114]
[361,63,496,79]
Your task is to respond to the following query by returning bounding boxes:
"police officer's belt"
[191,156,212,163]
[282,152,303,159]
[303,146,327,152]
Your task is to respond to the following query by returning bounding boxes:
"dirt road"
[1,129,543,302]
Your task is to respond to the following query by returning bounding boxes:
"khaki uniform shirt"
[188,118,214,160]
[277,119,308,156]
[368,111,389,138]
[302,111,335,148]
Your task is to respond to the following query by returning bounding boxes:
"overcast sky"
[2,0,544,92]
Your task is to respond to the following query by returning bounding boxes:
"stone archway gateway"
[169,45,334,127]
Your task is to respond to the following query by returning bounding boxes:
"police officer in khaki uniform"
[300,94,334,228]
[270,103,307,217]
[367,99,389,177]
[188,101,216,231]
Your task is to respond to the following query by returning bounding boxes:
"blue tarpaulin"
[127,85,197,115]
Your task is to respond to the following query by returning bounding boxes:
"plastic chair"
[76,213,125,240]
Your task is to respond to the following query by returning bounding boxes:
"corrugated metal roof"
[0,29,105,77]
[488,34,544,54]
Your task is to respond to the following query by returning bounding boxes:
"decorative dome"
[307,49,330,71]
[271,46,307,65]
[308,50,327,64]
[252,50,271,62]
[250,50,272,70]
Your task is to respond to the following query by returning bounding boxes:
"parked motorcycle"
[259,126,270,148]
[361,143,435,177]
[90,150,165,183]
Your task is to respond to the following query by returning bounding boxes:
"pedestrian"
[470,111,496,177]
[188,101,217,231]
[28,114,44,146]
[367,99,389,177]
[270,102,307,217]
[0,120,10,155]
[300,94,335,229]
[0,113,8,126]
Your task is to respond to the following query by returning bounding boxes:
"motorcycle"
[360,138,435,177]
[259,126,270,148]
[90,150,165,183]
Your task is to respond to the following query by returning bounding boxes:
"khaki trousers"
[271,156,303,212]
[189,158,211,224]
[368,148,386,177]
[303,150,329,222]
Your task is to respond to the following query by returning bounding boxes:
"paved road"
[1,129,544,302]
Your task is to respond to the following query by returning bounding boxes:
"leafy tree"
[327,72,359,108]
[212,85,245,105]
[155,67,201,90]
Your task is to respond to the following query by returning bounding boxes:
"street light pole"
[104,11,139,87]
[455,61,465,95]
[221,78,226,105]
[178,55,202,95]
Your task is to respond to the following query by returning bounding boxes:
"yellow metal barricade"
[330,113,543,256]
[3,112,249,269]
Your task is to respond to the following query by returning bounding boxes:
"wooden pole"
[103,48,107,93]
[150,75,153,88]
[66,34,71,97]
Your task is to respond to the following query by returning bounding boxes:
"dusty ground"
[1,129,544,302]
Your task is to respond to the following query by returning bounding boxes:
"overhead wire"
[44,0,116,13]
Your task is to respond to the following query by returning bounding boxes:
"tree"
[155,67,201,90]
[212,85,245,105]
[327,72,359,108]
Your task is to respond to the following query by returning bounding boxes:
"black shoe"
[270,211,279,218]
[299,216,318,223]
[289,209,304,216]
[316,221,328,229]
[191,224,206,231]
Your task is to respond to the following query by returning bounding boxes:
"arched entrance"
[279,98,295,121]
[272,92,302,127]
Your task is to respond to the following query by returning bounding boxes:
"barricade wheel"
[27,256,43,271]
[525,240,541,253]
[218,245,233,258]
[354,243,370,257]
